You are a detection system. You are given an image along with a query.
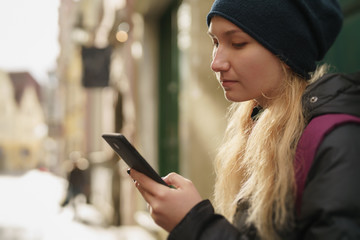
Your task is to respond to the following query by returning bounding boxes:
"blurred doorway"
[324,0,360,73]
[158,0,182,176]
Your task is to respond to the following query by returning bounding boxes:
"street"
[0,169,157,240]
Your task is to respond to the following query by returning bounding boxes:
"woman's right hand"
[129,169,203,232]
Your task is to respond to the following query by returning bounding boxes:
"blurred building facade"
[0,71,47,172]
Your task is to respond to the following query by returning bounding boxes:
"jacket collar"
[302,72,360,122]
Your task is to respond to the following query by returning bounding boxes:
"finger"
[163,172,190,189]
[134,180,156,204]
[130,169,168,195]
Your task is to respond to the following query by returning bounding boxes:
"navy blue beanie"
[207,0,343,79]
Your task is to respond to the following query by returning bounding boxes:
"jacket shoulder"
[299,123,360,238]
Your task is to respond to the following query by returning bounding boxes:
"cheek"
[247,51,283,87]
[234,50,284,98]
[249,49,280,73]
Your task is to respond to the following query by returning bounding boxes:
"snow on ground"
[0,169,156,240]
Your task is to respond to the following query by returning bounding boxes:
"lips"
[220,79,238,89]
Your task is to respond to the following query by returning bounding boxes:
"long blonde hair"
[214,65,328,239]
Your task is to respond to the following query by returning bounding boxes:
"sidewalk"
[0,169,157,240]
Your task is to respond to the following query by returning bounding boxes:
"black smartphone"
[102,133,168,186]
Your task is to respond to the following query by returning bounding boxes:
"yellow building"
[0,70,46,171]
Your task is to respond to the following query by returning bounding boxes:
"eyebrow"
[207,29,244,37]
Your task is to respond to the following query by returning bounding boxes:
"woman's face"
[208,16,285,105]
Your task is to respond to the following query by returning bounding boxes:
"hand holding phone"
[102,133,168,186]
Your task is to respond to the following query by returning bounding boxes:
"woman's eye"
[233,43,247,48]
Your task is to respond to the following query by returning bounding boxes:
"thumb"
[163,172,190,189]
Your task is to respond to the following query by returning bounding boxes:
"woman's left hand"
[129,169,203,232]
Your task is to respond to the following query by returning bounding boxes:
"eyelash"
[232,43,247,48]
[211,39,247,49]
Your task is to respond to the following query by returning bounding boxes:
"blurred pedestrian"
[61,152,89,218]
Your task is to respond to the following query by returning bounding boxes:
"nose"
[211,48,230,72]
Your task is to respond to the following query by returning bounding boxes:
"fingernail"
[127,169,131,175]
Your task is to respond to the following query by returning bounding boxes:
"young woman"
[129,0,360,239]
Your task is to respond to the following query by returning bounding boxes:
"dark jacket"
[168,72,360,240]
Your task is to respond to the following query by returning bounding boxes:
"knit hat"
[207,0,343,79]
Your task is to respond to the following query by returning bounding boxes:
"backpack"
[294,113,360,215]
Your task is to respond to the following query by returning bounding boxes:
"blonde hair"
[214,65,328,239]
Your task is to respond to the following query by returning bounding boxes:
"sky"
[0,0,60,85]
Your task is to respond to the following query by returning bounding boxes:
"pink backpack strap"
[295,113,360,215]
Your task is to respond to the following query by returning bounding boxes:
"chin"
[224,92,247,103]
